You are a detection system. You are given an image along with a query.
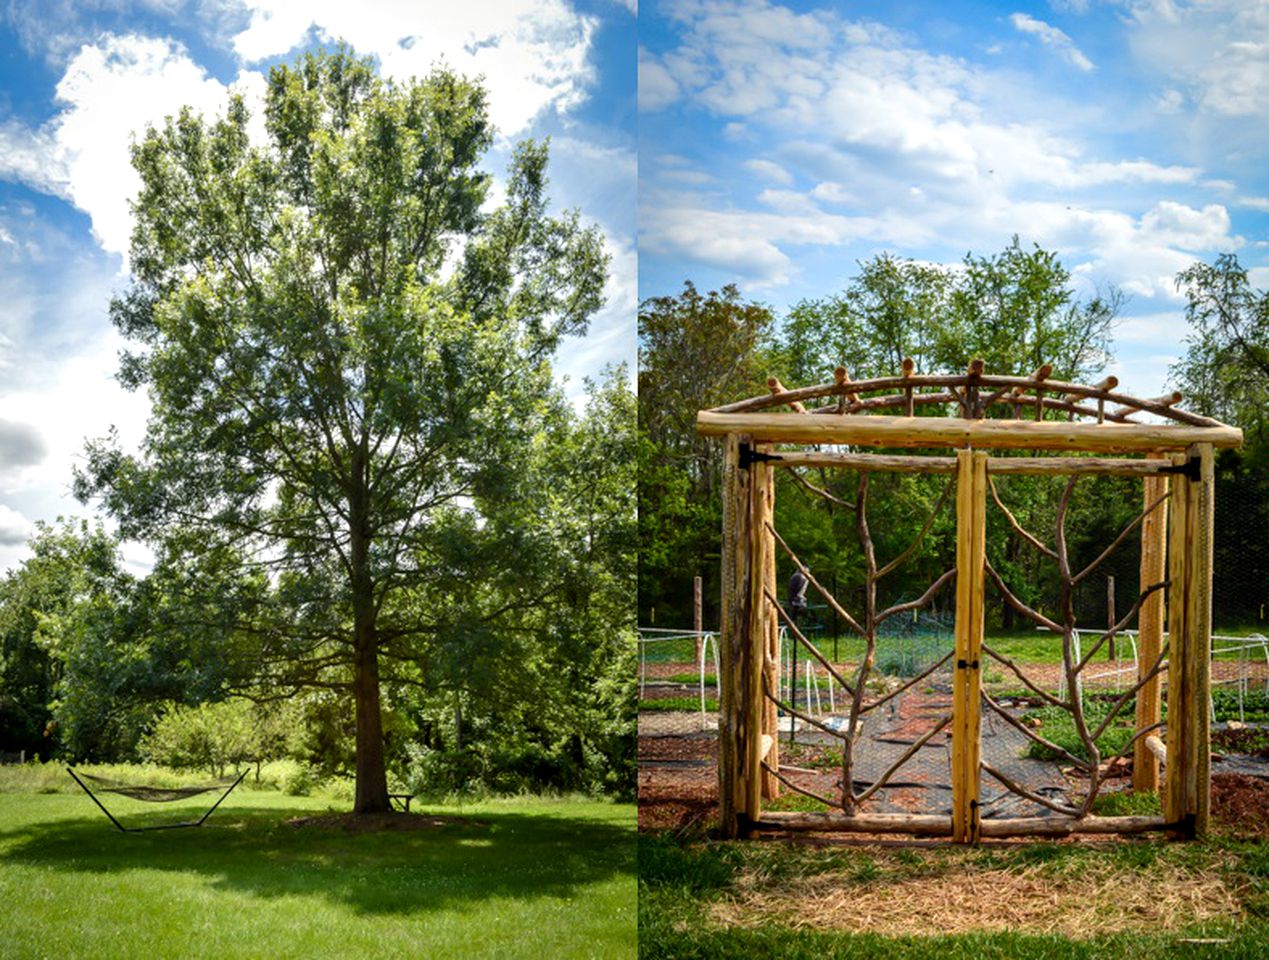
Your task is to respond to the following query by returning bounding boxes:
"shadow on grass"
[0,802,635,917]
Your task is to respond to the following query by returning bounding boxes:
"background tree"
[639,240,1128,637]
[638,282,773,624]
[1171,254,1269,629]
[74,49,607,812]
[937,237,1119,379]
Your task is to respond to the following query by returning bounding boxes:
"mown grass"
[0,765,635,959]
[639,830,1269,958]
[639,697,719,712]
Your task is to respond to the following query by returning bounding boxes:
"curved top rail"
[706,360,1231,431]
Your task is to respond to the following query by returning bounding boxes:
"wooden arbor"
[698,363,1242,841]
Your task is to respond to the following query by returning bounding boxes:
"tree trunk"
[349,459,391,815]
[353,618,391,813]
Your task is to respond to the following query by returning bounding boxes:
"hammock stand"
[67,767,248,833]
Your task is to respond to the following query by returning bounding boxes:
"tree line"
[639,242,1269,640]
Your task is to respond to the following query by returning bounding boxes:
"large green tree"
[1171,254,1269,627]
[75,49,607,812]
[638,282,774,623]
[1172,253,1269,446]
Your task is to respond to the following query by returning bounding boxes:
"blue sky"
[640,0,1269,394]
[0,0,636,573]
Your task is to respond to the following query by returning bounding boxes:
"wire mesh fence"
[637,629,721,830]
[639,454,1268,832]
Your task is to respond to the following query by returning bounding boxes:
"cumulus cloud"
[0,504,33,546]
[0,35,255,260]
[1125,0,1269,118]
[226,0,596,135]
[743,158,793,185]
[1010,13,1095,71]
[51,35,253,259]
[638,0,1232,291]
[0,419,47,472]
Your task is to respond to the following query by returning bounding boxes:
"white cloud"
[1010,13,1095,71]
[1139,201,1234,251]
[227,0,597,136]
[743,158,793,185]
[0,35,255,261]
[0,504,33,546]
[1125,0,1269,118]
[0,122,69,199]
[1113,310,1190,346]
[49,35,253,259]
[641,187,890,285]
[639,47,681,110]
[639,0,1243,299]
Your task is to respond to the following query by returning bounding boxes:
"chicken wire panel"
[637,630,720,828]
[978,469,1153,821]
[768,465,959,816]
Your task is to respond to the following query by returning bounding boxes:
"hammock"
[67,767,247,833]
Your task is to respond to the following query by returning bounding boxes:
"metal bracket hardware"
[1160,456,1201,482]
[956,658,980,670]
[738,442,783,470]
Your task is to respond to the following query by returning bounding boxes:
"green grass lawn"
[0,769,635,959]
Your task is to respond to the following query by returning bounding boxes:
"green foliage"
[65,47,621,802]
[0,519,194,761]
[1212,689,1269,724]
[1172,254,1269,442]
[1022,700,1135,762]
[141,698,298,778]
[1090,790,1162,817]
[638,282,775,625]
[779,238,1117,385]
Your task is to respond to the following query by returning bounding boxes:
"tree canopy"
[73,48,612,811]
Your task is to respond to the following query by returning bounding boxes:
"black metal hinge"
[1160,456,1201,482]
[738,442,783,470]
[956,658,980,670]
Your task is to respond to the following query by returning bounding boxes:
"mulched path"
[1211,773,1269,838]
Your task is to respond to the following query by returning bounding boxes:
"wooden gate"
[718,437,1217,842]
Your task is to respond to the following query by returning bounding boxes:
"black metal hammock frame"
[67,767,247,833]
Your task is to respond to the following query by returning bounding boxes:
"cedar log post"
[761,460,780,799]
[952,449,987,843]
[718,434,748,838]
[1134,460,1168,794]
[743,446,774,828]
[1164,443,1213,838]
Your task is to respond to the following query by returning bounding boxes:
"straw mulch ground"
[709,849,1244,938]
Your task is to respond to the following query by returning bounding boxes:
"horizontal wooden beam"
[773,452,957,472]
[980,816,1167,837]
[755,811,1169,836]
[772,452,1189,476]
[697,412,1242,453]
[756,812,952,835]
